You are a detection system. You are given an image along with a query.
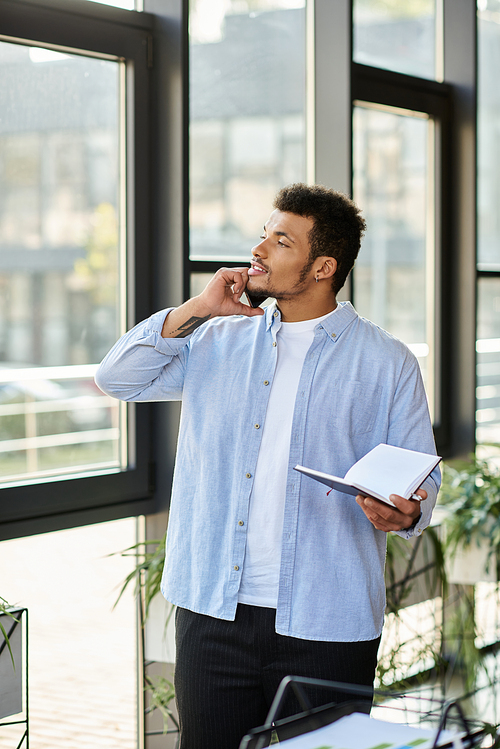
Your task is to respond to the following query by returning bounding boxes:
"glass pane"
[476,278,500,454]
[477,0,500,270]
[0,41,126,485]
[353,104,436,419]
[353,0,437,80]
[190,272,214,298]
[0,518,137,749]
[189,0,306,261]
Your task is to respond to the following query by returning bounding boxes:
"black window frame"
[0,0,155,540]
[351,62,453,455]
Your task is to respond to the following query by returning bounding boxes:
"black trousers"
[174,604,380,749]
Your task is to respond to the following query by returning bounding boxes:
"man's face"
[247,210,316,300]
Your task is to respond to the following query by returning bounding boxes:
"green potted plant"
[438,456,500,583]
[433,455,500,691]
[114,533,178,738]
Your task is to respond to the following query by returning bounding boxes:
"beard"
[247,256,315,301]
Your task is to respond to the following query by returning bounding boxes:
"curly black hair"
[273,183,366,294]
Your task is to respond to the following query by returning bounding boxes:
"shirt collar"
[265,301,279,330]
[319,301,358,340]
[265,299,358,338]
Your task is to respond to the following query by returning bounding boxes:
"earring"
[315,276,319,283]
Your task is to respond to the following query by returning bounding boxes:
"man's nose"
[251,238,267,257]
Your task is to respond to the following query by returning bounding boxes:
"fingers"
[198,267,248,315]
[355,493,421,533]
[225,267,249,299]
[204,267,265,318]
[414,489,427,501]
[355,495,396,532]
[212,267,248,296]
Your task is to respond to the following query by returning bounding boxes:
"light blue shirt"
[95,301,440,642]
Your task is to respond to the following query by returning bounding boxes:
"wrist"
[161,299,213,338]
[191,294,216,321]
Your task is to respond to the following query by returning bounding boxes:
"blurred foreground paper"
[276,711,456,749]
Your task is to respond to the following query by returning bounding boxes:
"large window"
[0,1,154,537]
[476,0,500,457]
[188,0,307,282]
[0,41,126,485]
[477,279,500,449]
[477,1,500,273]
[353,104,435,414]
[351,64,451,448]
[186,2,451,448]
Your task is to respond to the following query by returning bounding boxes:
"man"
[96,183,440,749]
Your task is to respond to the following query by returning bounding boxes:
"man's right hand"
[161,267,264,338]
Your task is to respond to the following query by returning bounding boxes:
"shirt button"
[246,472,252,478]
[264,380,269,386]
[274,311,278,317]
[255,423,260,429]
[331,332,336,338]
[238,520,244,526]
[272,341,277,347]
[234,565,240,571]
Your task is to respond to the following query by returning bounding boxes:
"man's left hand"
[355,489,426,533]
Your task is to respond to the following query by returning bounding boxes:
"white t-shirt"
[238,309,335,608]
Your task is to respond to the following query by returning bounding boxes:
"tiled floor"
[0,518,138,749]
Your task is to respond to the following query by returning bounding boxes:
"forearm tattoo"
[173,314,211,338]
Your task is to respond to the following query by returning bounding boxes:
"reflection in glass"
[0,41,125,484]
[353,0,437,80]
[189,0,306,261]
[476,278,500,453]
[353,104,435,418]
[477,1,500,270]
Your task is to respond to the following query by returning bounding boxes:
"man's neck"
[277,294,338,323]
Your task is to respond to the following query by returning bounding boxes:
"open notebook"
[294,443,441,507]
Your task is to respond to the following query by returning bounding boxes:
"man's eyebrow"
[263,225,295,243]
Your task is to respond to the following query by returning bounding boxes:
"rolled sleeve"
[394,467,441,539]
[95,308,192,401]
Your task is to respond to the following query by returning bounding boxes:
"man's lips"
[248,262,268,276]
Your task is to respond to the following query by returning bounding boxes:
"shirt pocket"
[333,381,382,436]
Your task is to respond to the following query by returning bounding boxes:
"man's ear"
[315,257,337,281]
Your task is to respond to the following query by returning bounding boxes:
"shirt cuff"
[395,474,438,539]
[396,511,423,539]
